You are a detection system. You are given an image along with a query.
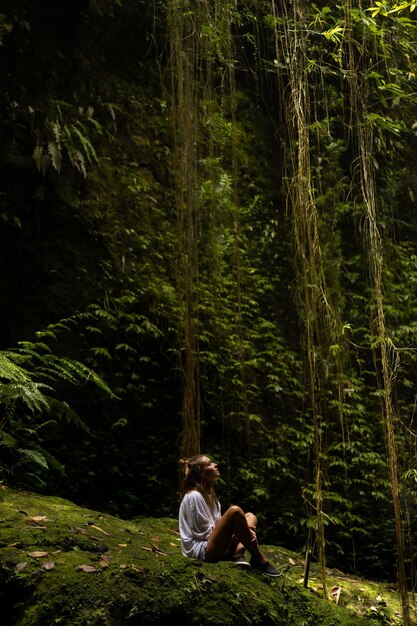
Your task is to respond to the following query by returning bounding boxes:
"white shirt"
[179,490,221,559]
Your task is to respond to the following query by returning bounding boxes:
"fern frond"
[17,341,52,356]
[47,141,62,172]
[0,382,52,413]
[33,144,44,173]
[68,148,86,177]
[72,125,98,163]
[49,120,61,144]
[46,397,89,431]
[0,354,32,383]
[17,448,49,469]
[0,429,17,448]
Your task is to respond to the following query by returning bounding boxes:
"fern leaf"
[0,354,32,383]
[0,429,17,448]
[17,448,49,469]
[68,148,86,177]
[72,125,98,163]
[47,141,62,172]
[3,382,52,413]
[49,120,61,144]
[33,144,44,173]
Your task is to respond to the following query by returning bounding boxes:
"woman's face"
[201,456,220,483]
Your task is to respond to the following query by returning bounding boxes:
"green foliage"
[4,0,417,595]
[0,330,113,486]
[33,103,103,178]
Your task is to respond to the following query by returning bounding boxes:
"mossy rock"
[0,486,412,625]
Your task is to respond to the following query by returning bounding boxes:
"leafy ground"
[0,486,415,625]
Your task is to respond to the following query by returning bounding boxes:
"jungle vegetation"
[1,0,417,622]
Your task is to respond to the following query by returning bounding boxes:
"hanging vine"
[168,0,202,458]
[269,0,343,598]
[343,0,410,622]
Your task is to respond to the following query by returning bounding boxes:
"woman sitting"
[178,454,280,576]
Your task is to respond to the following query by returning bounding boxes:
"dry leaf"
[99,555,111,564]
[99,560,110,568]
[15,562,28,572]
[28,551,49,558]
[289,557,296,565]
[77,564,97,573]
[89,525,109,536]
[26,516,47,523]
[43,561,55,571]
[331,586,341,604]
[51,549,62,555]
[8,542,21,548]
[117,543,128,548]
[129,564,144,573]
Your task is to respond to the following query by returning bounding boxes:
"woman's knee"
[246,512,257,528]
[226,504,245,519]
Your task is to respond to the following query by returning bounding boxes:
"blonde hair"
[179,455,218,505]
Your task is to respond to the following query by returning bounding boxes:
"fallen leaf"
[289,557,296,565]
[120,564,127,569]
[150,543,167,555]
[330,586,341,604]
[43,561,55,571]
[15,562,28,572]
[117,543,128,548]
[51,549,62,555]
[8,542,21,548]
[99,555,111,564]
[77,564,97,573]
[99,560,110,568]
[89,525,109,536]
[129,564,144,573]
[26,516,47,523]
[28,551,49,558]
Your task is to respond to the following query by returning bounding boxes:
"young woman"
[178,454,280,576]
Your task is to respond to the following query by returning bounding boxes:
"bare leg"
[205,506,267,564]
[232,512,257,558]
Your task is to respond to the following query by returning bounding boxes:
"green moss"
[0,487,414,625]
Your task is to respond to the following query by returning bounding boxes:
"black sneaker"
[232,554,251,568]
[250,559,281,577]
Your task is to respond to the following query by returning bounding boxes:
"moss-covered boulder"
[0,486,412,625]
